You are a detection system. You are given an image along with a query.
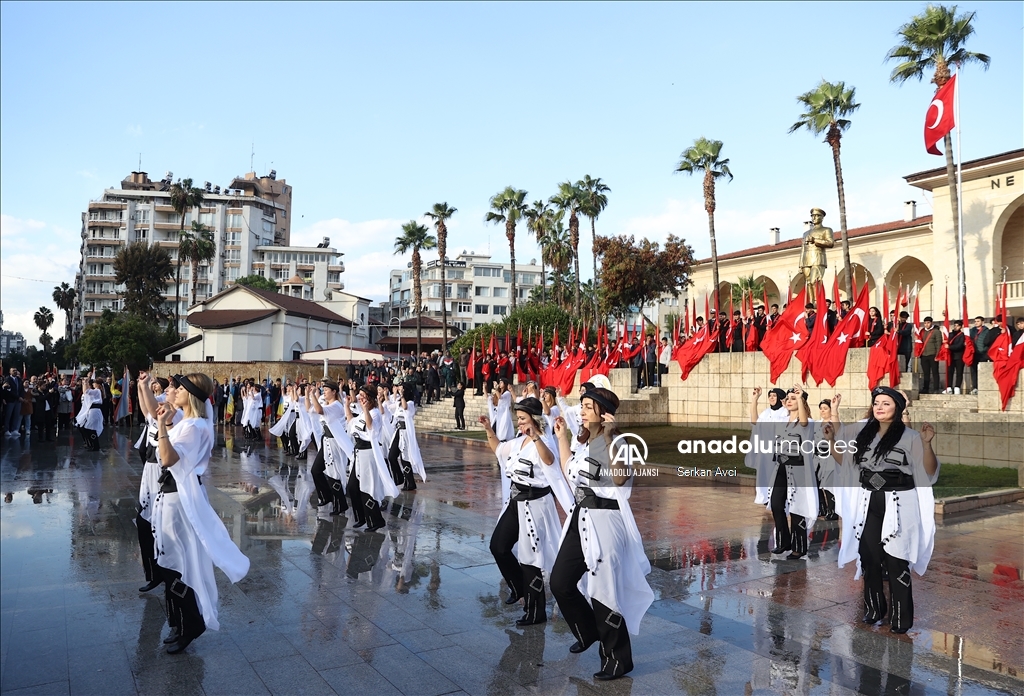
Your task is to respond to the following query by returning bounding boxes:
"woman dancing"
[479,397,563,626]
[309,380,351,516]
[151,373,249,653]
[344,386,400,531]
[824,387,938,633]
[75,378,105,451]
[746,385,818,559]
[550,387,654,681]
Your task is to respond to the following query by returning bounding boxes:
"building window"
[227,213,243,228]
[205,356,214,362]
[456,302,471,313]
[225,232,240,245]
[493,305,507,316]
[474,267,500,277]
[475,305,489,315]
[199,212,216,226]
[225,249,240,261]
[475,286,490,297]
[503,271,512,283]
[134,209,150,224]
[292,349,301,360]
[492,287,508,298]
[171,354,181,362]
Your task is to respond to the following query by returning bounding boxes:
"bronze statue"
[799,208,835,287]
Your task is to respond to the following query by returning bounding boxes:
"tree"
[113,242,175,324]
[451,303,579,355]
[549,182,586,315]
[542,219,573,309]
[790,80,860,301]
[34,306,54,351]
[594,234,695,322]
[425,203,458,353]
[523,201,555,303]
[578,175,611,317]
[178,221,216,306]
[52,281,76,340]
[168,178,205,329]
[676,137,733,310]
[394,221,437,356]
[729,274,765,306]
[75,310,172,372]
[235,274,279,292]
[885,5,989,301]
[486,187,528,313]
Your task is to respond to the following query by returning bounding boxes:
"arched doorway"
[290,341,303,361]
[993,196,1024,314]
[836,263,876,305]
[754,275,783,309]
[885,256,935,317]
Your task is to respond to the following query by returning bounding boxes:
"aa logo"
[610,433,648,468]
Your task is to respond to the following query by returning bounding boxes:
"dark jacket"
[452,388,465,409]
[948,329,965,357]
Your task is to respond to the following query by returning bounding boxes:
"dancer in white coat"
[745,385,818,559]
[151,373,250,654]
[550,387,654,681]
[75,379,104,450]
[344,386,400,531]
[479,397,562,627]
[823,386,938,633]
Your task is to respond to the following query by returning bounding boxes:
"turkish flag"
[819,282,870,386]
[867,338,890,390]
[796,282,830,384]
[760,287,808,383]
[925,74,957,155]
[962,295,975,367]
[992,333,1023,410]
[912,292,924,357]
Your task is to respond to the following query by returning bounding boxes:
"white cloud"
[126,124,143,137]
[0,215,81,349]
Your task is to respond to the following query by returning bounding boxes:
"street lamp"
[388,316,402,361]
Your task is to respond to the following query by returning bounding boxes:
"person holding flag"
[945,320,967,394]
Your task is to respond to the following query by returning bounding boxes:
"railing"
[999,280,1024,302]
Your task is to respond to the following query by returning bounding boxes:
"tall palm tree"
[168,178,205,330]
[543,221,573,310]
[730,274,766,306]
[52,281,76,340]
[394,221,437,356]
[885,5,989,300]
[424,203,457,352]
[523,200,554,303]
[179,221,216,306]
[549,182,586,315]
[34,306,54,351]
[790,80,860,301]
[486,187,528,312]
[578,175,610,316]
[676,137,733,310]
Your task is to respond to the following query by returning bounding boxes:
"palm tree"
[486,187,528,312]
[578,175,610,316]
[168,178,205,330]
[676,137,733,310]
[113,242,175,324]
[549,182,586,315]
[52,282,76,340]
[543,221,573,309]
[394,221,437,356]
[885,5,989,299]
[730,274,765,306]
[179,221,216,306]
[790,80,860,300]
[424,203,457,352]
[34,306,54,351]
[523,201,555,303]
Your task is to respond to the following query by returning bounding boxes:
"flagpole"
[954,65,966,315]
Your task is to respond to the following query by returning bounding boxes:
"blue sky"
[2,1,1021,347]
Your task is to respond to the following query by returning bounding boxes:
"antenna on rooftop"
[250,141,255,172]
[138,153,142,171]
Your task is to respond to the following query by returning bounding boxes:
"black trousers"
[489,501,546,622]
[454,406,466,430]
[79,426,100,451]
[57,412,71,435]
[769,465,806,555]
[550,505,633,676]
[348,451,385,529]
[948,356,964,390]
[137,513,159,583]
[921,355,940,393]
[161,567,205,641]
[387,434,405,485]
[287,421,299,454]
[311,443,347,512]
[859,490,914,632]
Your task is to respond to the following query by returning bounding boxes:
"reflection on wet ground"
[2,425,1022,695]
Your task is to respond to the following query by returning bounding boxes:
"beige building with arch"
[686,149,1023,320]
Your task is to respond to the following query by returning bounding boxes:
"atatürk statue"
[799,208,835,287]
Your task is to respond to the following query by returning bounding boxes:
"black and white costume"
[490,435,563,625]
[387,400,426,491]
[151,410,249,651]
[75,387,104,450]
[551,437,654,679]
[834,423,938,633]
[489,391,515,441]
[311,399,351,515]
[747,418,818,557]
[346,404,400,531]
[137,407,182,588]
[269,393,299,454]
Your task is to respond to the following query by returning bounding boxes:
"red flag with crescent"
[925,74,956,155]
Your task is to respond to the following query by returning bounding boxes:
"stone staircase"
[412,393,493,433]
[913,393,979,413]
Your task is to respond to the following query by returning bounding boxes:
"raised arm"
[749,386,762,425]
[137,371,158,420]
[477,415,500,454]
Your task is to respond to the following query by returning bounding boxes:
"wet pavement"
[1,425,1022,696]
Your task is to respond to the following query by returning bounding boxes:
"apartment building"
[389,251,543,331]
[74,169,344,336]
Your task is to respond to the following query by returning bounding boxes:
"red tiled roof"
[187,309,277,329]
[376,336,451,346]
[235,286,353,325]
[395,317,462,333]
[696,217,933,264]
